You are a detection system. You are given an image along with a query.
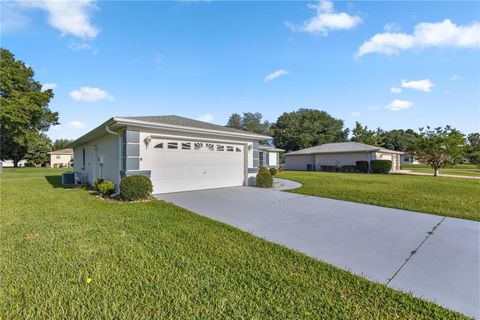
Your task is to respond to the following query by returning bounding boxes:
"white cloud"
[368,105,382,111]
[69,86,114,102]
[390,87,402,94]
[401,79,434,92]
[197,114,214,122]
[350,111,361,117]
[287,0,361,36]
[67,121,86,129]
[264,69,289,82]
[384,22,401,32]
[451,74,460,80]
[357,19,480,57]
[42,83,57,91]
[385,99,413,111]
[19,0,99,40]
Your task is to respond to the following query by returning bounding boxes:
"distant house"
[400,152,420,165]
[258,146,284,168]
[285,142,403,172]
[48,148,74,168]
[0,159,26,168]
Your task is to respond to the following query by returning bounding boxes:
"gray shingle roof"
[120,115,266,137]
[48,148,74,155]
[286,142,403,155]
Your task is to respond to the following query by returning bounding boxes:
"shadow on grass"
[45,175,72,189]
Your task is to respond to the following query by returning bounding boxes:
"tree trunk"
[434,167,439,177]
[13,159,19,168]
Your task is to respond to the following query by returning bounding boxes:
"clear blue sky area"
[2,1,479,140]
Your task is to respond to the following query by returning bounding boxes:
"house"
[0,159,26,167]
[400,152,420,165]
[284,142,403,172]
[258,146,284,168]
[48,148,74,168]
[70,115,270,194]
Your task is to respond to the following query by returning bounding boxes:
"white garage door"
[148,139,245,194]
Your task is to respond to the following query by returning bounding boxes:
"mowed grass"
[0,169,467,319]
[279,171,480,221]
[401,164,480,177]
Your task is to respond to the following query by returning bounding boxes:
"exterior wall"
[400,153,420,165]
[50,154,73,167]
[284,154,315,171]
[267,152,278,167]
[1,160,27,167]
[73,133,120,186]
[315,152,370,167]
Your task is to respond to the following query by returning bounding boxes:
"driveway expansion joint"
[386,217,446,285]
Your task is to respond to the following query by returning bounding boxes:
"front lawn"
[279,171,480,221]
[400,164,480,177]
[0,168,466,319]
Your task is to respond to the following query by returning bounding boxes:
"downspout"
[105,124,122,197]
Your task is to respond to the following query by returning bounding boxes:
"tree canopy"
[53,138,74,151]
[465,132,480,165]
[226,112,270,135]
[271,109,349,152]
[0,48,58,166]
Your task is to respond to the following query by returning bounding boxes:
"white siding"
[285,154,315,171]
[315,152,370,167]
[268,152,278,166]
[50,154,73,167]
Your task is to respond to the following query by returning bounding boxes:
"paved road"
[155,180,480,318]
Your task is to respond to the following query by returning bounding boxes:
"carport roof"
[286,142,403,156]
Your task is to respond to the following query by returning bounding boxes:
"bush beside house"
[120,175,153,201]
[256,171,273,188]
[356,161,369,173]
[370,160,392,174]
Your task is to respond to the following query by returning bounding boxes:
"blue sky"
[2,0,479,141]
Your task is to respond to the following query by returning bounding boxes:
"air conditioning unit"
[62,172,83,185]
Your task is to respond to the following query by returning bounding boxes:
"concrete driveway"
[155,179,480,318]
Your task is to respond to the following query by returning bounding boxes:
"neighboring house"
[48,148,74,168]
[70,115,270,194]
[258,146,284,168]
[0,159,26,167]
[400,152,420,165]
[285,142,403,172]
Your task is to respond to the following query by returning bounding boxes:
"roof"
[259,146,285,152]
[286,142,403,156]
[48,148,74,155]
[70,115,271,147]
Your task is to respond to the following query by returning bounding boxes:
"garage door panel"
[147,139,245,194]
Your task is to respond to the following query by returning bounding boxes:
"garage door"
[148,139,245,194]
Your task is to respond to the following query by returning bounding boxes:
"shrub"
[94,178,104,190]
[97,181,116,196]
[256,171,273,188]
[356,161,369,173]
[320,165,337,172]
[269,167,278,176]
[340,165,357,173]
[371,160,392,174]
[258,166,269,174]
[119,175,153,201]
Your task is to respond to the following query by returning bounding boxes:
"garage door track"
[155,181,480,318]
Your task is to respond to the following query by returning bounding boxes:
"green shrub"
[320,165,337,172]
[371,160,392,174]
[356,161,369,173]
[340,165,357,173]
[94,178,104,190]
[97,181,116,196]
[256,171,273,188]
[269,167,278,176]
[258,166,269,174]
[119,175,153,201]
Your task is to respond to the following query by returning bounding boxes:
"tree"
[226,112,270,136]
[226,113,242,129]
[24,132,52,165]
[380,129,418,152]
[53,138,73,151]
[350,122,382,146]
[465,133,480,165]
[271,108,349,152]
[0,48,59,166]
[414,126,465,176]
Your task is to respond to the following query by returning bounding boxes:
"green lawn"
[279,171,480,221]
[0,168,467,319]
[400,164,480,177]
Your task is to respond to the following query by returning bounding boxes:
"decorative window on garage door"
[154,143,163,149]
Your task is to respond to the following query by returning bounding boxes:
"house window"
[259,151,264,165]
[217,144,225,151]
[226,146,234,152]
[235,147,241,152]
[404,157,409,162]
[194,143,203,150]
[206,143,214,151]
[82,149,86,167]
[154,143,163,149]
[168,142,178,149]
[56,155,61,159]
[182,142,191,150]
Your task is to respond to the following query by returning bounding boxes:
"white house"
[258,146,284,168]
[70,116,271,194]
[400,152,420,165]
[48,148,74,168]
[285,142,403,172]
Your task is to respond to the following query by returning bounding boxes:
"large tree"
[271,109,349,152]
[24,132,52,165]
[465,132,480,165]
[350,122,383,146]
[380,129,418,152]
[414,126,465,176]
[226,112,270,135]
[0,48,59,166]
[53,138,74,151]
